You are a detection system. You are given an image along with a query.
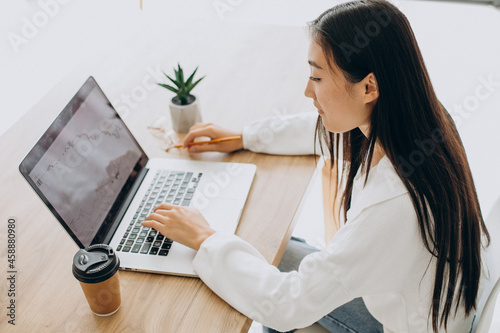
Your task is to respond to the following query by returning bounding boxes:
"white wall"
[1,0,500,218]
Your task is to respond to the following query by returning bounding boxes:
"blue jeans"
[263,237,384,333]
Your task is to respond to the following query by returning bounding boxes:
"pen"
[166,136,242,152]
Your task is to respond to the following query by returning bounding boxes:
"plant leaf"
[163,72,180,88]
[174,65,180,83]
[186,75,205,94]
[178,64,184,87]
[157,83,178,94]
[185,66,198,88]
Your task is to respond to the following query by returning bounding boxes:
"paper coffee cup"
[72,244,121,316]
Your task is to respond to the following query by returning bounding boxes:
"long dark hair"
[309,0,490,331]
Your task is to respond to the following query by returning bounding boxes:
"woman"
[142,0,490,332]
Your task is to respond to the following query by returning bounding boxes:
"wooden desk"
[0,73,316,332]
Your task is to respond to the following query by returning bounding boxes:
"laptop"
[19,76,256,277]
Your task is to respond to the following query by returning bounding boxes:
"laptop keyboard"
[116,170,202,256]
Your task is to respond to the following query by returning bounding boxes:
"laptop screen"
[19,77,148,248]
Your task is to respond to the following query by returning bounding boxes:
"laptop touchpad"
[195,198,241,233]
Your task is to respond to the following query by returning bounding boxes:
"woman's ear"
[363,73,379,104]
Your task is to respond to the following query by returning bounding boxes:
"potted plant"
[158,64,205,133]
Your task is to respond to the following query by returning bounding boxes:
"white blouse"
[192,112,486,333]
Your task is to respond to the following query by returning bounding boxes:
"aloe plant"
[158,64,205,105]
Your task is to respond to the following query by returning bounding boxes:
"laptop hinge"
[102,167,149,245]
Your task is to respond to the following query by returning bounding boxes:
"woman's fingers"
[183,124,215,147]
[181,123,243,153]
[141,219,166,231]
[142,211,175,239]
[188,143,223,153]
[141,204,215,251]
[155,202,175,212]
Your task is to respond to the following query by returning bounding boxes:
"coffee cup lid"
[72,244,120,284]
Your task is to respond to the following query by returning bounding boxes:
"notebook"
[19,76,256,277]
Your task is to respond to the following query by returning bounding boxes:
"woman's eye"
[309,76,321,82]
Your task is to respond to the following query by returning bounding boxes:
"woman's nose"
[304,80,315,99]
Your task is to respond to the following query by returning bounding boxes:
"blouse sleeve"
[242,111,324,155]
[192,193,421,332]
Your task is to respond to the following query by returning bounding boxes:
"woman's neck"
[370,142,385,168]
[358,125,385,168]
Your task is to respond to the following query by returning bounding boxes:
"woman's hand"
[141,203,215,251]
[183,123,243,153]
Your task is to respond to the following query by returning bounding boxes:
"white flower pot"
[169,95,202,133]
